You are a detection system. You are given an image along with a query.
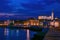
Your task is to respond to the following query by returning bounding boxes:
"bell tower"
[51,10,54,20]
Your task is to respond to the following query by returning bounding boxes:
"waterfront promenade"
[43,27,60,40]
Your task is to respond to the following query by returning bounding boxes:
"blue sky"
[0,0,60,17]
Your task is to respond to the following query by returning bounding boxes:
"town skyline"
[0,10,59,20]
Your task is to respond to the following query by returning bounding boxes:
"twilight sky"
[0,0,60,17]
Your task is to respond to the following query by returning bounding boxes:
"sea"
[0,27,49,40]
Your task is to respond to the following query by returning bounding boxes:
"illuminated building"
[24,21,29,26]
[38,16,51,20]
[14,20,23,26]
[49,20,60,28]
[29,19,39,26]
[50,21,55,27]
[23,18,39,26]
[38,11,54,20]
[54,21,59,27]
[51,10,54,20]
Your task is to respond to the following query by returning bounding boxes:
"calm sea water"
[0,27,38,40]
[0,27,49,40]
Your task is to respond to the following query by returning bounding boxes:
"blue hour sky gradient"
[0,0,60,18]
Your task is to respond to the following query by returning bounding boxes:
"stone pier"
[43,27,60,40]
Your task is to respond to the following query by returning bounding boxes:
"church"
[38,11,54,20]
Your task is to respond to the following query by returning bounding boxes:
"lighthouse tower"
[51,10,54,20]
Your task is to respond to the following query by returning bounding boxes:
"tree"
[9,22,14,30]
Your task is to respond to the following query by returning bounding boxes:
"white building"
[38,11,54,20]
[51,11,54,20]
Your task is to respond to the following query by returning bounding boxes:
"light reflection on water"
[4,28,27,40]
[0,27,37,40]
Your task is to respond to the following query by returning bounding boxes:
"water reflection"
[3,28,26,40]
[16,30,19,36]
[4,28,9,36]
[0,27,39,40]
[4,28,10,40]
[0,28,4,40]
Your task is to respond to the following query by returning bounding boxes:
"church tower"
[51,10,54,20]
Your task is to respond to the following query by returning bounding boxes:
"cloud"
[0,0,60,17]
[21,2,46,10]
